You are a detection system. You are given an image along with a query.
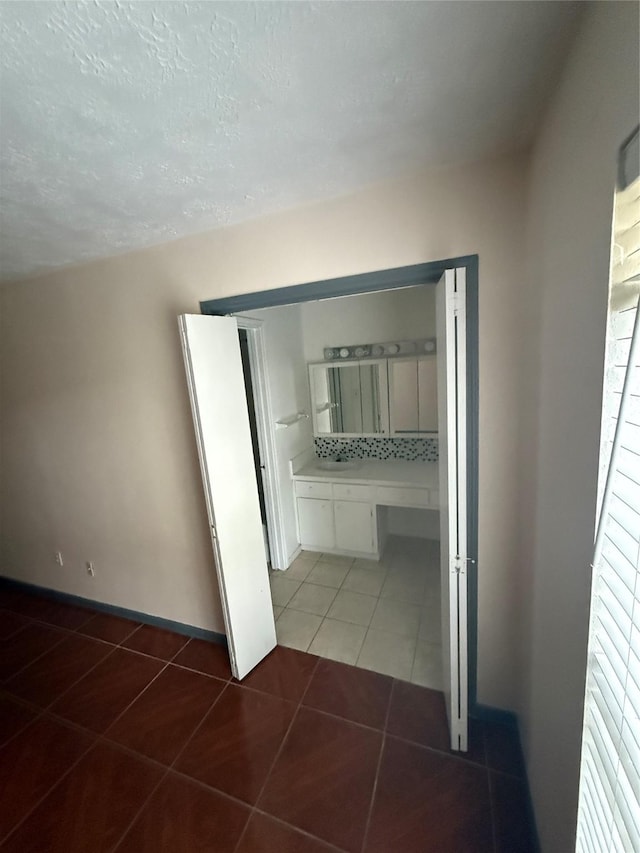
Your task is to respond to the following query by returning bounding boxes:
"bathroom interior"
[235,284,444,689]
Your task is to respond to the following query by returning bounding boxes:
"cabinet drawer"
[375,485,430,508]
[332,483,373,502]
[294,480,333,500]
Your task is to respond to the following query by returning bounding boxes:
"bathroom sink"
[316,460,360,471]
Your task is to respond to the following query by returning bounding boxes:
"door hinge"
[211,524,218,541]
[451,554,475,574]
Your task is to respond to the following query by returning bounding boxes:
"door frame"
[234,316,288,570]
[200,254,480,711]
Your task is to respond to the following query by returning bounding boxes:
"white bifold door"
[179,314,276,680]
[436,268,469,752]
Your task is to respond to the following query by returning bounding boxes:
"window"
[576,130,639,853]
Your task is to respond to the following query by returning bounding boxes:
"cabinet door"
[297,498,335,549]
[334,500,374,553]
[389,358,418,433]
[418,355,438,432]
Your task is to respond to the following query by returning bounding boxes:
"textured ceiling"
[0,1,580,282]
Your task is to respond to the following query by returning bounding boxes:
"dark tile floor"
[0,586,536,852]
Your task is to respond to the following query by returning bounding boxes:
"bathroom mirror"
[309,360,389,436]
[309,355,438,437]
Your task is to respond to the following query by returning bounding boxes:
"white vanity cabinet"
[292,461,439,560]
[294,480,377,557]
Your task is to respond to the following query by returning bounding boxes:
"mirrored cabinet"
[309,354,437,437]
[389,356,438,433]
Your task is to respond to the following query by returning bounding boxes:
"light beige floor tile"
[411,642,444,690]
[418,605,442,643]
[270,575,302,607]
[318,553,355,569]
[287,582,338,617]
[275,608,322,652]
[352,557,384,572]
[273,605,284,620]
[308,618,367,665]
[326,589,378,626]
[380,576,425,604]
[306,561,350,589]
[342,565,387,597]
[370,598,422,638]
[283,555,318,581]
[356,628,416,681]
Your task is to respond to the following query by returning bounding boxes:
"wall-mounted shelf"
[275,412,309,429]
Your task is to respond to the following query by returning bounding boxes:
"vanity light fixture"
[323,338,436,360]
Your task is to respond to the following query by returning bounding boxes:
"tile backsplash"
[314,436,438,462]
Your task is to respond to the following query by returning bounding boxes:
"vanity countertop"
[292,459,438,490]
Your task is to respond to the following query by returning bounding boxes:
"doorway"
[238,328,271,565]
[182,256,478,749]
[237,286,443,691]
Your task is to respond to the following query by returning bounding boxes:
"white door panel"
[179,314,276,680]
[436,268,468,751]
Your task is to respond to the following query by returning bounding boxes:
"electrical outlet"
[55,551,64,566]
[86,561,95,577]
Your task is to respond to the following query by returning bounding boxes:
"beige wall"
[300,284,436,362]
[520,3,639,850]
[0,151,527,709]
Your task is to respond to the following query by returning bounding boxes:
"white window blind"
[576,171,640,853]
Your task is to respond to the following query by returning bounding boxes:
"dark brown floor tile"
[42,601,94,630]
[175,683,295,804]
[237,813,338,853]
[386,680,450,752]
[8,595,92,630]
[173,637,232,679]
[0,588,29,612]
[484,721,526,778]
[0,693,39,747]
[0,715,94,840]
[303,658,393,730]
[364,736,493,853]
[106,664,225,765]
[116,772,249,853]
[0,610,29,639]
[492,770,536,853]
[464,718,487,765]
[50,647,164,733]
[238,645,318,703]
[0,623,66,681]
[259,706,382,852]
[78,611,139,643]
[2,741,162,853]
[8,595,62,623]
[6,633,113,708]
[121,623,189,660]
